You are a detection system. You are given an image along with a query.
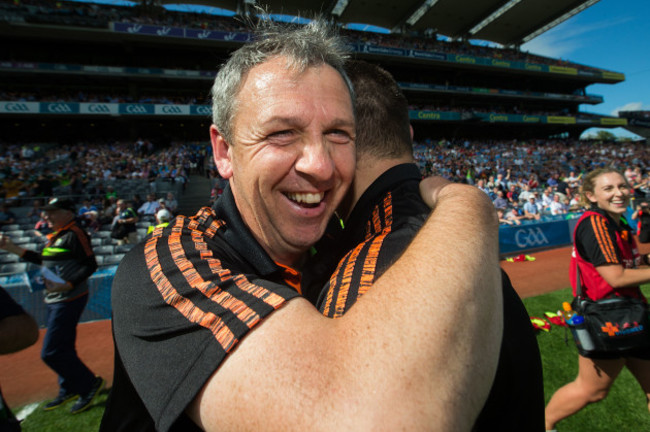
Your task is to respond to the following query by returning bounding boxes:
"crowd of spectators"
[413,138,650,225]
[1,0,610,74]
[0,139,208,209]
[3,137,647,231]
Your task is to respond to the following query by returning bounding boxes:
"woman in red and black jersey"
[545,168,650,431]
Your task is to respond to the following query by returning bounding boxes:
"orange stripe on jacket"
[144,212,286,353]
[590,215,618,264]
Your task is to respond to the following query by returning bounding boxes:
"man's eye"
[268,130,294,139]
[327,129,352,144]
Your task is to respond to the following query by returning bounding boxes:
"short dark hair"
[344,60,412,160]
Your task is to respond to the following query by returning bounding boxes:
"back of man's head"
[211,17,352,144]
[345,60,412,161]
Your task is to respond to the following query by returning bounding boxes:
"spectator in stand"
[518,184,534,203]
[549,194,568,216]
[524,196,542,220]
[495,171,508,192]
[566,171,582,189]
[497,209,514,225]
[78,199,98,231]
[632,202,650,243]
[493,190,508,210]
[137,194,160,223]
[556,173,570,196]
[131,194,144,211]
[98,197,117,226]
[499,208,522,226]
[0,204,16,227]
[568,192,582,211]
[636,175,650,199]
[112,199,138,245]
[488,186,499,201]
[105,186,117,200]
[25,198,44,224]
[164,192,178,215]
[540,187,554,209]
[476,178,490,195]
[146,209,172,235]
[509,201,526,222]
[506,184,519,204]
[34,211,52,237]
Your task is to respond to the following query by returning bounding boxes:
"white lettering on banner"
[198,30,211,39]
[162,106,182,114]
[224,32,237,41]
[126,105,148,114]
[514,227,549,248]
[127,24,142,33]
[88,104,111,113]
[156,27,171,36]
[47,103,72,113]
[195,106,211,115]
[4,102,31,112]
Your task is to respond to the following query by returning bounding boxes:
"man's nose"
[295,140,335,181]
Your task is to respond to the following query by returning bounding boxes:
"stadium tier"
[0,0,628,143]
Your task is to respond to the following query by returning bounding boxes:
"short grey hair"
[210,18,354,143]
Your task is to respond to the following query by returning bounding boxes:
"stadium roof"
[157,0,601,46]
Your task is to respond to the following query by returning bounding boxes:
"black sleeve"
[575,214,621,267]
[21,250,43,265]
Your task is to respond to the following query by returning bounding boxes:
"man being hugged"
[101,18,502,432]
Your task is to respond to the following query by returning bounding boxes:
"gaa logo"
[4,103,30,112]
[162,106,182,114]
[47,103,72,113]
[195,105,211,116]
[89,104,110,113]
[126,105,148,114]
[515,227,549,248]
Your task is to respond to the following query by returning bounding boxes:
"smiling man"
[101,19,502,432]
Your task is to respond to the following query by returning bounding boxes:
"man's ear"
[210,125,233,179]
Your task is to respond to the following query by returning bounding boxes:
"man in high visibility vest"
[147,209,172,235]
[0,197,104,414]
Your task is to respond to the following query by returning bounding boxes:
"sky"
[520,0,650,138]
[70,0,649,138]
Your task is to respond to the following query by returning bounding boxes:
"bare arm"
[596,261,650,289]
[188,183,502,431]
[0,234,26,257]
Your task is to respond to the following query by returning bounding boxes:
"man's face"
[211,57,356,265]
[44,209,70,231]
